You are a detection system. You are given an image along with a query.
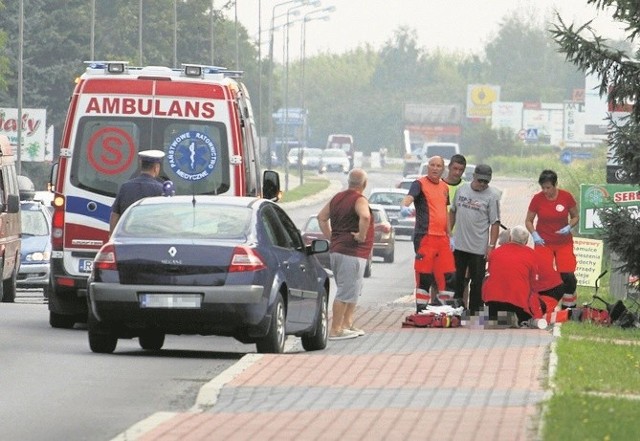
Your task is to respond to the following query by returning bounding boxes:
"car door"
[261,205,318,328]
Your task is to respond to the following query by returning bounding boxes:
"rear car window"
[119,203,251,239]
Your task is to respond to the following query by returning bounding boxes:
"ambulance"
[48,61,280,328]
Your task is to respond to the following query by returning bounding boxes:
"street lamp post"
[297,6,334,186]
[139,0,143,65]
[283,1,320,191]
[266,0,308,171]
[300,7,335,110]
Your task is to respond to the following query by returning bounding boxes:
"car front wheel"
[256,292,286,354]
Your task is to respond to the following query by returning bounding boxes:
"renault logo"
[168,247,177,257]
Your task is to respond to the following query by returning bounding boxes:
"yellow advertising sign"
[573,237,603,287]
[466,84,500,118]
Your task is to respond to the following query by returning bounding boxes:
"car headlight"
[26,251,51,262]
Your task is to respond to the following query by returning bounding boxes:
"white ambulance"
[48,61,280,328]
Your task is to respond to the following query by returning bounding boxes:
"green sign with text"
[579,184,640,235]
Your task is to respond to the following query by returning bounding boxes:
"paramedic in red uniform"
[109,150,165,234]
[400,156,455,312]
[318,168,374,340]
[525,169,579,309]
[482,226,545,324]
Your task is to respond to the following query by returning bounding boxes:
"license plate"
[79,258,93,273]
[139,294,202,309]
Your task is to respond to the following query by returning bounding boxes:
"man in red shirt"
[525,169,579,309]
[318,168,374,340]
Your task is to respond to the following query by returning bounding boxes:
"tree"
[486,11,583,102]
[551,0,640,292]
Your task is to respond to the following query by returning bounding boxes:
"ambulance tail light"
[51,194,65,251]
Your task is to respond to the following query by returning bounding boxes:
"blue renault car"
[87,196,330,354]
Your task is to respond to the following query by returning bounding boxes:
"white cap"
[138,150,165,163]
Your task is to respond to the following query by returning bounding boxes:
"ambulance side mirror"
[262,170,280,201]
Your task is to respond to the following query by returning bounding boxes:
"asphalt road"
[0,169,413,441]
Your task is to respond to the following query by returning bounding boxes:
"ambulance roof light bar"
[181,63,244,79]
[84,61,129,74]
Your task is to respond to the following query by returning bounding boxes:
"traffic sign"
[525,128,538,142]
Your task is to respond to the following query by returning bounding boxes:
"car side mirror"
[308,239,329,255]
[6,194,20,213]
[262,170,281,201]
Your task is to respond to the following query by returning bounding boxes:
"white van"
[421,142,460,161]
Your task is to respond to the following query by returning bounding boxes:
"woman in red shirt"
[525,170,579,309]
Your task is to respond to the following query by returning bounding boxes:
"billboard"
[0,108,51,162]
[466,84,500,119]
[579,183,640,235]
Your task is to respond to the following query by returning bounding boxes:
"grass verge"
[279,176,330,203]
[542,321,640,440]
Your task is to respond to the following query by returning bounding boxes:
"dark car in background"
[87,196,330,354]
[301,213,386,277]
[18,201,52,297]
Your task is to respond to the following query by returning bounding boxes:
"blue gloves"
[556,225,572,235]
[400,206,414,218]
[531,231,545,245]
[449,237,455,251]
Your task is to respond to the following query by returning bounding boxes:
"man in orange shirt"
[401,156,455,312]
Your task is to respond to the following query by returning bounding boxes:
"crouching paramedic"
[482,226,546,324]
[401,156,456,312]
[492,227,570,325]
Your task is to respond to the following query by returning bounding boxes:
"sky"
[232,0,628,62]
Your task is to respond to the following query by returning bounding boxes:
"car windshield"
[369,192,405,206]
[305,149,322,157]
[21,208,49,236]
[119,203,252,239]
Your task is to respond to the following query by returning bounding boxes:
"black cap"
[474,164,492,182]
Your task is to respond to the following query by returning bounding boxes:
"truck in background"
[402,103,463,176]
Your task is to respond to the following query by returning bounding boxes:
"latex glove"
[400,206,414,218]
[449,237,455,251]
[556,225,572,235]
[531,231,545,245]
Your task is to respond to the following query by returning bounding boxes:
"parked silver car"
[368,188,415,236]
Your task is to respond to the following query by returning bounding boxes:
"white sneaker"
[348,326,365,336]
[329,329,359,340]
